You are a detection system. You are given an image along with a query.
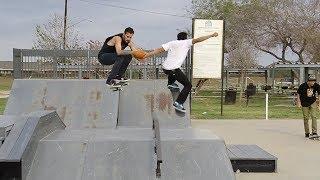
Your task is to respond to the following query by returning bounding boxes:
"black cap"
[308,74,317,81]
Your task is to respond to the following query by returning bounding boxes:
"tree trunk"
[239,69,245,102]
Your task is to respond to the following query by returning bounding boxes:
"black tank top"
[99,33,129,56]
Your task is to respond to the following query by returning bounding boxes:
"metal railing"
[13,49,191,80]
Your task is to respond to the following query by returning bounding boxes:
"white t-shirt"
[161,39,193,70]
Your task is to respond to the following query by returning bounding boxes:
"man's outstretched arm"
[144,47,165,59]
[128,41,139,51]
[192,32,218,44]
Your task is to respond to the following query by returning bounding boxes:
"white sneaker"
[173,101,186,113]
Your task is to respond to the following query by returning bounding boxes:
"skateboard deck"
[109,80,129,91]
[309,135,320,140]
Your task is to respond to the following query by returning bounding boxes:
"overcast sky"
[0,0,287,66]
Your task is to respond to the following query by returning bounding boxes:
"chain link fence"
[13,49,192,80]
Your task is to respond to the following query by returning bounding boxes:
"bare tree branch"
[33,13,84,50]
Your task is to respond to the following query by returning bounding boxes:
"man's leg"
[163,69,176,85]
[174,69,192,105]
[302,106,310,135]
[99,53,120,84]
[98,53,117,65]
[310,103,318,135]
[106,56,126,84]
[117,55,132,79]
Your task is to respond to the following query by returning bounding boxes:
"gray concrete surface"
[118,80,191,128]
[0,111,65,179]
[5,79,119,129]
[27,128,234,180]
[192,120,320,180]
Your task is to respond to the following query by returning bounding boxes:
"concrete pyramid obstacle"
[0,79,235,180]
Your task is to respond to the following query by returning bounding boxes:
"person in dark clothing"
[297,74,320,138]
[98,27,138,85]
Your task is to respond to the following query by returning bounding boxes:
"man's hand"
[192,33,218,44]
[212,32,218,37]
[297,103,302,108]
[143,52,150,59]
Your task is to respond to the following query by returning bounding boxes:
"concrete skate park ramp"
[1,79,235,180]
[26,128,234,180]
[118,80,191,128]
[5,79,119,129]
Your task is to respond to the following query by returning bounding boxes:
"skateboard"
[109,79,129,91]
[309,135,320,140]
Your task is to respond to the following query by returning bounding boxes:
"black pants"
[98,53,132,83]
[163,68,192,104]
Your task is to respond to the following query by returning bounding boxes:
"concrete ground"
[192,119,320,180]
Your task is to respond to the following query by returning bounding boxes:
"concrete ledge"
[0,111,65,180]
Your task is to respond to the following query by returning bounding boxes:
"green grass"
[0,77,13,114]
[0,98,7,114]
[195,90,221,96]
[191,93,308,119]
[0,77,13,91]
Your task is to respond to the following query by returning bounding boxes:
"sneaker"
[116,77,130,82]
[305,133,310,138]
[167,83,179,91]
[311,133,318,137]
[106,79,121,86]
[173,101,186,113]
[106,79,115,86]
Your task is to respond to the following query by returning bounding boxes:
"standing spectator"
[297,74,320,138]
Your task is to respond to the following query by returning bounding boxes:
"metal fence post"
[78,64,82,79]
[87,49,90,79]
[156,67,159,79]
[13,48,22,79]
[53,57,58,79]
[143,66,147,79]
[129,69,133,79]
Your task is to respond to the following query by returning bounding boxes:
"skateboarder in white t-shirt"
[144,32,218,112]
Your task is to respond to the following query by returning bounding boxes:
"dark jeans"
[163,68,192,104]
[98,53,132,83]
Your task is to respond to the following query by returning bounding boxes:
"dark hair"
[124,27,134,34]
[177,32,188,40]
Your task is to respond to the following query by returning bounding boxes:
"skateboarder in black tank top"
[98,27,138,85]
